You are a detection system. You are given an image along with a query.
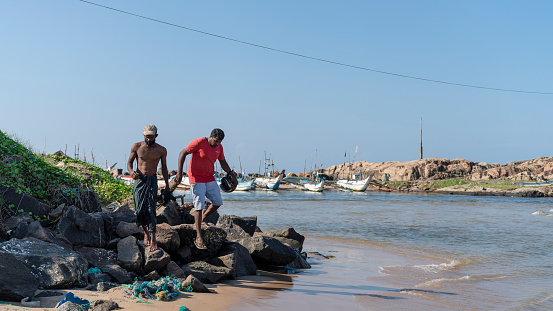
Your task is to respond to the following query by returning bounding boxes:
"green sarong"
[134,174,158,233]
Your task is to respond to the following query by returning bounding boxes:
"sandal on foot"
[194,239,207,250]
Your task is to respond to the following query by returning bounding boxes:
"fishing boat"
[235,179,255,191]
[335,172,374,192]
[518,180,553,186]
[253,152,284,190]
[289,180,325,192]
[116,174,134,185]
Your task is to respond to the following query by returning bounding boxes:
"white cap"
[143,124,157,135]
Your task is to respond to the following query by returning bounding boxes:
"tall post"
[420,117,423,160]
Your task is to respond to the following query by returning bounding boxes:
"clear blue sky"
[1,1,552,174]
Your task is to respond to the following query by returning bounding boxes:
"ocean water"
[177,189,553,310]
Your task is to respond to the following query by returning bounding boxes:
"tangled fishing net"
[122,276,192,302]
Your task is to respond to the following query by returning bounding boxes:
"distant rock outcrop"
[322,157,553,182]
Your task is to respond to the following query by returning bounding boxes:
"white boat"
[254,173,284,190]
[235,179,255,191]
[116,175,134,185]
[289,180,325,192]
[335,172,374,192]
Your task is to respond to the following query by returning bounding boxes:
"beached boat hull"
[290,180,325,192]
[336,172,374,192]
[254,174,283,190]
[235,179,255,191]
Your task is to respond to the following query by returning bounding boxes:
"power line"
[77,0,553,95]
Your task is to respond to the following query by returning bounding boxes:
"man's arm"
[127,143,140,179]
[175,148,189,184]
[160,147,170,189]
[219,159,238,190]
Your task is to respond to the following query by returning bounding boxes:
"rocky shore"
[321,157,553,197]
[0,189,314,309]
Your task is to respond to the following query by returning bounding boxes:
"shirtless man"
[127,124,170,251]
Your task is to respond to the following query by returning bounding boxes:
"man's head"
[208,128,225,147]
[143,124,158,146]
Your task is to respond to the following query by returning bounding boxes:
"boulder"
[0,186,50,218]
[0,250,38,302]
[265,227,305,245]
[58,206,109,248]
[106,238,120,250]
[88,273,111,285]
[156,201,181,226]
[171,224,227,261]
[144,270,161,281]
[182,274,210,293]
[269,236,303,252]
[181,261,233,284]
[2,213,33,230]
[91,299,119,311]
[219,224,250,242]
[287,251,311,269]
[160,261,185,278]
[117,236,144,275]
[155,223,180,252]
[141,246,171,274]
[237,236,297,266]
[48,204,66,221]
[216,215,257,236]
[57,302,87,311]
[106,203,136,226]
[74,246,117,267]
[57,187,101,213]
[0,238,88,289]
[208,242,256,278]
[12,221,72,249]
[99,264,131,284]
[116,221,142,238]
[172,245,192,264]
[96,281,120,292]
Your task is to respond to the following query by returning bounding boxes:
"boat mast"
[420,117,423,160]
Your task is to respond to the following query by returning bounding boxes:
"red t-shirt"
[185,137,225,184]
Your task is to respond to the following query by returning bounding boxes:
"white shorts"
[191,181,223,211]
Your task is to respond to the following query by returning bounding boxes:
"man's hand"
[230,172,238,191]
[130,171,140,180]
[175,172,183,184]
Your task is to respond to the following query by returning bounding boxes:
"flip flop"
[194,239,208,250]
[204,222,217,228]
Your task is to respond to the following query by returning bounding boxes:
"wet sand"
[0,237,448,311]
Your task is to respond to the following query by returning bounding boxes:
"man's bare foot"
[149,240,158,251]
[144,239,150,246]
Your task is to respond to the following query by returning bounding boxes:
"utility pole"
[420,117,423,160]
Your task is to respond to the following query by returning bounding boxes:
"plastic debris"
[180,306,188,311]
[88,267,102,275]
[122,276,192,302]
[21,297,40,307]
[56,292,90,309]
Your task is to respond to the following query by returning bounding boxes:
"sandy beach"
[0,236,450,311]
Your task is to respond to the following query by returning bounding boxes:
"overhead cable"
[77,0,553,95]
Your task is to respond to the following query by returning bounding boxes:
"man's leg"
[202,205,220,223]
[203,181,223,226]
[150,232,157,251]
[191,183,207,249]
[142,225,150,246]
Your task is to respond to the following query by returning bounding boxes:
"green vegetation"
[423,179,470,189]
[0,131,132,217]
[385,181,413,188]
[422,179,521,190]
[47,154,133,204]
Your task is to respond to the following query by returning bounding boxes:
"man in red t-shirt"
[175,128,237,250]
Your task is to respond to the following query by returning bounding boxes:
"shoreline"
[0,236,449,311]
